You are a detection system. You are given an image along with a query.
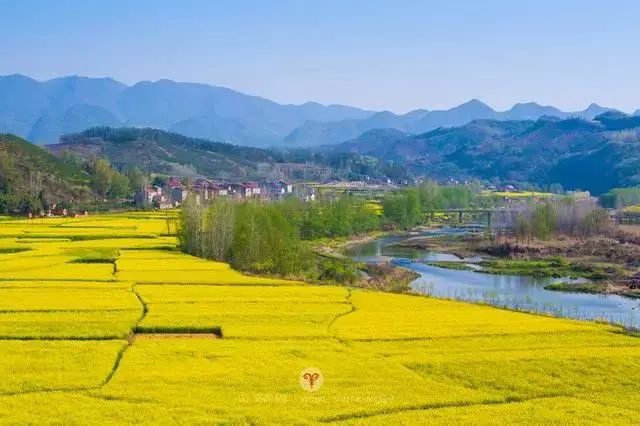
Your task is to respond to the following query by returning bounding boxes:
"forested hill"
[0,134,92,211]
[47,127,290,180]
[46,127,396,182]
[331,112,640,194]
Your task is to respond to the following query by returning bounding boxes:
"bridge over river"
[428,208,521,226]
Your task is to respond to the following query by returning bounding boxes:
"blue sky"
[1,0,639,113]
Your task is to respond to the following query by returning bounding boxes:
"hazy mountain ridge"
[0,74,372,146]
[1,74,634,148]
[285,100,622,147]
[331,113,640,194]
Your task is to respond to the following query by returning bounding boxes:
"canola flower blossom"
[0,213,639,423]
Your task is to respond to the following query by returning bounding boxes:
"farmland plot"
[1,213,640,424]
[135,284,351,337]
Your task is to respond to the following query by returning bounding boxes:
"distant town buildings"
[135,178,299,207]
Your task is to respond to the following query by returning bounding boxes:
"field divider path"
[318,393,574,423]
[0,336,129,341]
[0,386,100,398]
[100,281,227,387]
[99,284,147,387]
[327,288,355,340]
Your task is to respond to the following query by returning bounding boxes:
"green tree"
[531,203,557,240]
[0,150,17,194]
[126,167,147,193]
[382,189,422,229]
[514,213,532,243]
[60,149,83,167]
[579,208,610,237]
[600,187,640,209]
[108,172,131,199]
[152,175,168,188]
[91,158,114,199]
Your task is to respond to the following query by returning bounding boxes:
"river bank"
[393,226,640,299]
[342,226,640,329]
[312,230,420,293]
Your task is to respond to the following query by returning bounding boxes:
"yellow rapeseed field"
[136,284,351,338]
[0,212,639,424]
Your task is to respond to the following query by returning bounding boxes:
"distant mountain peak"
[509,101,554,111]
[1,73,39,82]
[0,73,633,149]
[450,99,495,115]
[460,98,491,108]
[0,74,372,146]
[506,102,564,120]
[370,110,398,119]
[582,103,614,118]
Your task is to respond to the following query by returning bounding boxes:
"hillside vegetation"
[332,113,640,194]
[285,100,617,147]
[0,134,91,212]
[48,126,404,182]
[49,127,293,179]
[0,133,151,214]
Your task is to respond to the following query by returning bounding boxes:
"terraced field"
[1,212,639,424]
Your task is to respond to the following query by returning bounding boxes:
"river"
[345,228,640,329]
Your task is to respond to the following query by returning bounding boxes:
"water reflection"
[346,228,640,329]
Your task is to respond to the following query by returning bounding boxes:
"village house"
[157,177,302,204]
[243,182,261,197]
[48,204,68,217]
[262,181,294,200]
[190,179,230,200]
[294,185,316,202]
[135,186,163,206]
[168,177,182,189]
[170,187,189,205]
[228,183,251,198]
[274,181,293,194]
[191,179,210,200]
[209,184,228,197]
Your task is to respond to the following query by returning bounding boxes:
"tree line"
[493,198,611,243]
[0,144,152,215]
[599,187,640,209]
[60,150,148,201]
[381,181,476,228]
[179,195,381,279]
[179,181,478,279]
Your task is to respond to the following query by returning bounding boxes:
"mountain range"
[43,111,640,194]
[284,101,624,147]
[331,112,640,194]
[47,127,383,182]
[2,74,639,148]
[0,74,370,147]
